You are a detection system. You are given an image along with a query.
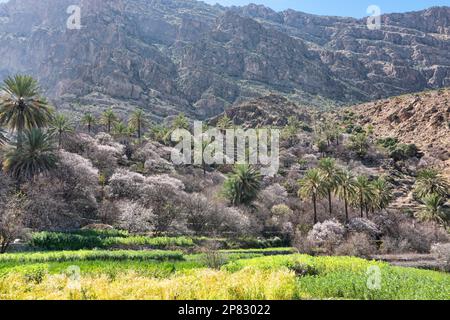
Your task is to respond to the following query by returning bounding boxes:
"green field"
[0,247,448,300]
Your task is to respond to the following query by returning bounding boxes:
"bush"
[390,144,419,161]
[307,220,346,253]
[431,243,450,272]
[347,218,382,239]
[335,233,377,258]
[0,196,26,253]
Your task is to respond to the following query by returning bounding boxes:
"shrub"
[307,220,346,253]
[335,233,377,258]
[287,262,319,277]
[377,137,399,150]
[347,218,382,239]
[431,243,450,272]
[0,196,26,253]
[390,144,419,161]
[107,169,145,199]
[116,201,156,233]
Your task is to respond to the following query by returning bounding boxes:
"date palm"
[49,113,74,149]
[113,122,131,143]
[223,164,261,206]
[172,113,190,130]
[129,109,148,142]
[414,169,449,200]
[371,177,393,213]
[81,113,96,134]
[353,175,374,218]
[100,108,118,133]
[336,169,356,223]
[217,115,233,131]
[415,194,448,227]
[3,128,57,183]
[0,75,53,149]
[298,169,325,224]
[318,157,340,216]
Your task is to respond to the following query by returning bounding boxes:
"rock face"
[353,89,450,178]
[1,0,450,119]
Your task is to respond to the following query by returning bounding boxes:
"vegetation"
[0,75,449,300]
[0,75,53,149]
[81,113,96,134]
[100,108,118,133]
[30,231,196,251]
[3,128,57,182]
[0,254,448,300]
[223,164,261,205]
[0,250,184,264]
[298,169,324,224]
[49,113,74,149]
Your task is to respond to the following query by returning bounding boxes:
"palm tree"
[349,133,369,158]
[298,169,325,224]
[318,157,340,216]
[172,113,190,130]
[81,113,96,134]
[129,109,148,142]
[415,194,448,227]
[217,115,233,131]
[0,75,53,149]
[353,175,374,218]
[223,164,261,206]
[49,113,74,149]
[100,108,118,133]
[336,169,356,223]
[3,128,57,183]
[112,122,131,143]
[414,169,449,200]
[371,177,393,214]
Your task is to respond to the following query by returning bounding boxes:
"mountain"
[1,0,450,120]
[353,88,450,178]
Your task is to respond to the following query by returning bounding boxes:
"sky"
[0,0,449,17]
[203,0,450,18]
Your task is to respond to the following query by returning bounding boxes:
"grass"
[0,250,184,264]
[0,251,448,300]
[224,255,450,300]
[30,231,195,250]
[0,268,298,300]
[29,231,286,251]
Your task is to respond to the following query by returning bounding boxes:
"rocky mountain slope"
[353,89,450,178]
[1,0,450,119]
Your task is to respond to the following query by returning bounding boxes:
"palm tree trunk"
[360,194,364,218]
[312,193,318,224]
[138,119,141,142]
[344,188,349,223]
[328,190,332,216]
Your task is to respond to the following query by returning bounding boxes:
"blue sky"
[203,0,450,17]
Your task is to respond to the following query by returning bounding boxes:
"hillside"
[1,0,450,119]
[352,89,450,177]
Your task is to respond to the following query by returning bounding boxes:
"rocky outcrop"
[210,94,312,129]
[1,0,450,119]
